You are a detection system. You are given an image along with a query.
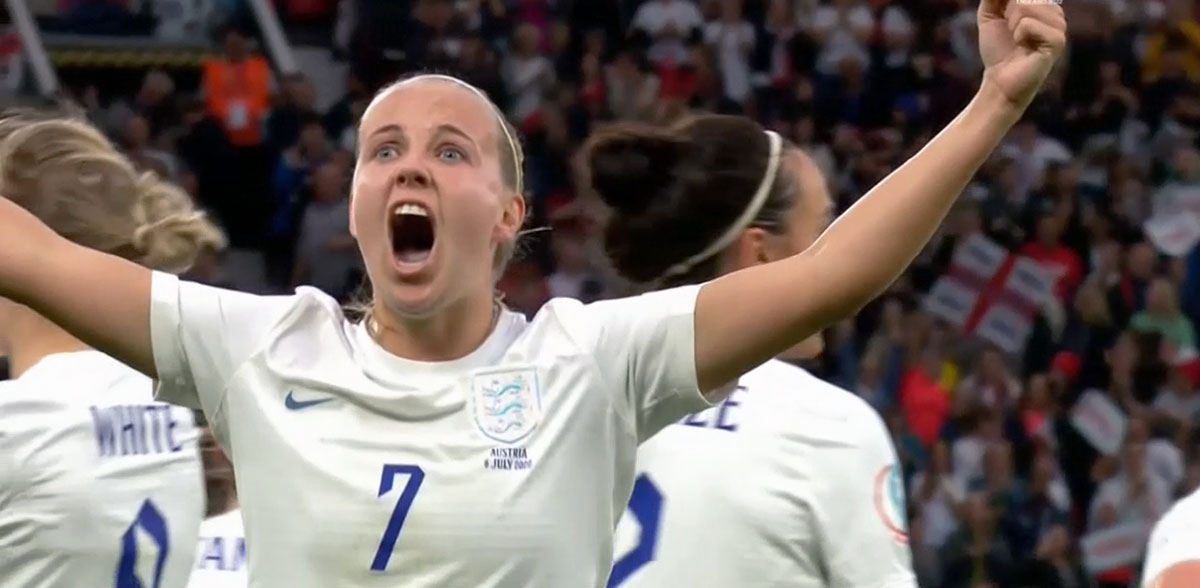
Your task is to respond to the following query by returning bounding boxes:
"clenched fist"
[977,0,1067,110]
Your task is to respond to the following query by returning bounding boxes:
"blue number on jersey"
[371,463,426,571]
[608,474,664,587]
[115,499,170,588]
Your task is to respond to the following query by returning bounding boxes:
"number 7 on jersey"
[371,464,426,571]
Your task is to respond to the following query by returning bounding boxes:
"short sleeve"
[815,413,917,588]
[1142,497,1200,586]
[150,272,293,417]
[571,286,709,441]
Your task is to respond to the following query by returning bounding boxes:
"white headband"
[369,74,523,193]
[654,130,783,283]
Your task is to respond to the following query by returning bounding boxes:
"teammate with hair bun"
[584,115,916,588]
[0,106,224,588]
[0,0,1063,583]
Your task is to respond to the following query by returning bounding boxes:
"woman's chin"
[380,281,444,320]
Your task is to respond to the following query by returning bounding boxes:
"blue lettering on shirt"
[90,405,182,457]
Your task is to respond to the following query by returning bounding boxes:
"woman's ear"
[728,227,771,271]
[497,192,526,242]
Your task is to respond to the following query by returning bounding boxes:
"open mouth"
[390,203,436,265]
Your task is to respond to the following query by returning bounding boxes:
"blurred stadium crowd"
[2,0,1200,587]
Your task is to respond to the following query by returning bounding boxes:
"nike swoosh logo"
[284,391,334,410]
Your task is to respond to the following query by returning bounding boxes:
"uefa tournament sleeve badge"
[873,464,909,544]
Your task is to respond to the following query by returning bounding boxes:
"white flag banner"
[973,303,1032,354]
[1144,212,1200,257]
[950,233,1008,279]
[1004,256,1056,308]
[1070,389,1128,456]
[923,277,979,328]
[1079,521,1150,575]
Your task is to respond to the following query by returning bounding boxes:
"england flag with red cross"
[923,234,1056,354]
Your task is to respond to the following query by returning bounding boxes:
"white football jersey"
[612,360,917,588]
[148,272,709,588]
[188,508,248,588]
[0,351,204,588]
[1142,487,1200,587]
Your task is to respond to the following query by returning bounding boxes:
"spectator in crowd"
[504,23,556,123]
[1022,524,1087,588]
[203,27,271,150]
[1088,437,1172,532]
[630,0,703,67]
[605,49,660,121]
[266,73,321,154]
[1132,276,1197,350]
[1140,0,1200,85]
[123,112,178,179]
[291,159,359,300]
[266,114,335,288]
[910,442,965,554]
[940,492,1018,588]
[957,347,1023,412]
[703,0,754,108]
[1151,360,1200,431]
[199,26,275,252]
[902,347,952,448]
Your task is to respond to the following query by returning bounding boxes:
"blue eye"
[438,146,466,162]
[374,145,398,160]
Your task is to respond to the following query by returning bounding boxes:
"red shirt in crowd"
[900,367,950,446]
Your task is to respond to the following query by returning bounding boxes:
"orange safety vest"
[203,55,271,147]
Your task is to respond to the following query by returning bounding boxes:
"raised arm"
[692,0,1066,390]
[0,197,156,376]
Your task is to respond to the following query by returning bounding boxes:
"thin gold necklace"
[367,302,502,345]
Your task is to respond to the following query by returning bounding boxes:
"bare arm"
[692,88,1014,389]
[691,0,1065,391]
[0,197,156,376]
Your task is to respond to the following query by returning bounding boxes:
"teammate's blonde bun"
[0,105,225,275]
[129,173,225,273]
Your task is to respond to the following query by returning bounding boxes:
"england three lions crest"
[470,368,542,444]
